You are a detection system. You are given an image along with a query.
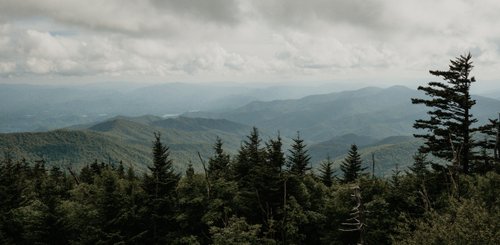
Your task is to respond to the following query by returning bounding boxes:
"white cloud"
[0,0,499,87]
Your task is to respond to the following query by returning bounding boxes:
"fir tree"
[412,53,478,174]
[142,132,180,243]
[287,132,311,176]
[408,152,431,177]
[476,118,499,172]
[319,156,335,187]
[208,137,231,180]
[234,127,265,183]
[232,127,267,223]
[340,144,365,183]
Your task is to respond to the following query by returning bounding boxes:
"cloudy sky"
[0,0,499,89]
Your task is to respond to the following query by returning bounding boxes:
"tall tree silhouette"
[287,132,311,176]
[319,156,335,187]
[412,53,478,174]
[208,137,231,180]
[340,144,365,183]
[142,132,180,243]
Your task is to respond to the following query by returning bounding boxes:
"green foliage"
[287,133,312,176]
[318,156,335,187]
[207,137,231,180]
[340,144,366,183]
[412,53,478,174]
[142,132,181,243]
[1,128,499,244]
[210,216,273,245]
[395,198,500,245]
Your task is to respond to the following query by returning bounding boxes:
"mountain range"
[0,82,351,132]
[1,85,499,176]
[184,86,500,141]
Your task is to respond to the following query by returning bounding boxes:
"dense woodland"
[1,55,499,244]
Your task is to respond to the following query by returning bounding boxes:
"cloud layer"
[0,0,499,85]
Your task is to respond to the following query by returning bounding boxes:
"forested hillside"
[0,116,255,172]
[1,128,498,244]
[0,116,428,175]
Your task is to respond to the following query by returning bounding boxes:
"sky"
[0,0,499,90]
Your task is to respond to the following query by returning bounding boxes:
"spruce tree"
[142,132,180,243]
[208,137,231,180]
[412,53,478,174]
[408,152,431,177]
[234,127,265,183]
[233,127,267,223]
[340,144,365,183]
[319,156,335,187]
[262,134,286,238]
[476,118,499,172]
[287,132,311,176]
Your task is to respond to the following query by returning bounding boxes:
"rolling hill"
[0,116,255,172]
[184,86,500,142]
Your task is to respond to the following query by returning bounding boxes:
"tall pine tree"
[208,137,231,180]
[412,53,478,174]
[318,156,335,187]
[340,144,365,183]
[142,132,180,243]
[287,132,311,176]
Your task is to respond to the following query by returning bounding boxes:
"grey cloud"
[254,0,385,30]
[0,0,242,35]
[150,0,242,25]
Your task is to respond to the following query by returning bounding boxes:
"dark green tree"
[232,127,267,223]
[260,134,286,239]
[176,164,209,244]
[208,137,231,180]
[319,156,335,187]
[412,53,478,174]
[340,144,365,183]
[287,132,311,177]
[476,118,499,173]
[142,132,181,243]
[408,152,431,178]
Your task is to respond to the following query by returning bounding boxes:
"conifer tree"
[408,152,431,177]
[412,53,478,174]
[319,156,335,187]
[476,118,499,172]
[340,144,365,183]
[208,137,231,180]
[142,132,180,243]
[261,134,286,238]
[287,132,311,176]
[234,127,265,182]
[233,127,267,223]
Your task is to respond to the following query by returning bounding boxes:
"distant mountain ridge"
[184,86,500,142]
[0,82,351,132]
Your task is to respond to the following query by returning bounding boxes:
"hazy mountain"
[479,89,500,100]
[0,83,349,133]
[185,86,500,142]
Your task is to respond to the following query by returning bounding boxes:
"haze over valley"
[1,83,499,176]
